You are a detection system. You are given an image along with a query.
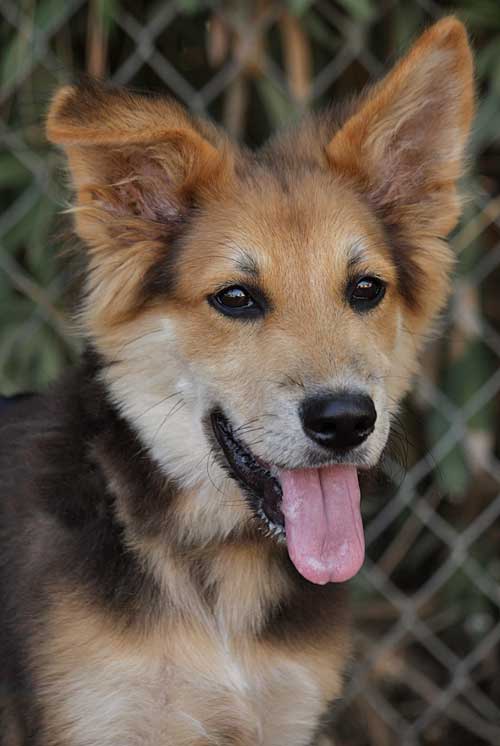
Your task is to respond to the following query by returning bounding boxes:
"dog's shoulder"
[0,366,99,523]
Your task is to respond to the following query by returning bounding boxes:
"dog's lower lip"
[210,410,284,532]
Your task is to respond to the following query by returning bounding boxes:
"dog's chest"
[44,630,332,746]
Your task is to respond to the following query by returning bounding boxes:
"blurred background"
[1,0,499,744]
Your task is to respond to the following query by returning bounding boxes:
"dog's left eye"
[348,276,386,311]
[209,285,264,319]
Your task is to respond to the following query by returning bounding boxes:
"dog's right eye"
[208,285,265,319]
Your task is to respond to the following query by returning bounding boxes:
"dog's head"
[48,18,473,584]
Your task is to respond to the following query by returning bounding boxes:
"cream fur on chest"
[39,615,338,746]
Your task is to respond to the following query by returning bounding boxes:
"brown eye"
[348,276,386,311]
[217,286,253,308]
[209,285,265,319]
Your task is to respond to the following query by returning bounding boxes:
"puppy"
[0,17,473,746]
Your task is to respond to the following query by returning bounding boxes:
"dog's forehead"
[186,169,395,286]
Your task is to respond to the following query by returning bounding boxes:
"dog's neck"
[99,458,292,639]
[81,349,293,637]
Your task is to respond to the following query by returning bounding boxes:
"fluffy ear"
[47,82,233,236]
[47,83,233,329]
[327,17,474,315]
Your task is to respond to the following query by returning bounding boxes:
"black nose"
[300,392,377,450]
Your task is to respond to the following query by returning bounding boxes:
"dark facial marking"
[378,210,427,312]
[140,216,191,302]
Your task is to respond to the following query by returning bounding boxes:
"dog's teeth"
[255,506,285,539]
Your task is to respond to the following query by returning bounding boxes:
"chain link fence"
[1,1,499,744]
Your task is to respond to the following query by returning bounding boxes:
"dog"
[0,17,474,746]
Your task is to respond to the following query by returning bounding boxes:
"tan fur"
[39,18,474,745]
[327,18,474,330]
[48,83,234,331]
[36,587,347,746]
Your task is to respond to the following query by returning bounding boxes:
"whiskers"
[388,412,411,469]
[128,388,186,445]
[196,414,275,511]
[378,409,414,491]
[136,391,184,421]
[151,397,186,444]
[101,326,166,367]
[204,446,229,499]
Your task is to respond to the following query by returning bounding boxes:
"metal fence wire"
[1,1,500,744]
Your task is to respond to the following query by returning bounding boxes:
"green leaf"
[336,0,376,23]
[285,0,313,16]
[303,14,342,53]
[35,0,73,32]
[255,78,297,129]
[176,0,204,15]
[1,31,30,88]
[0,153,32,188]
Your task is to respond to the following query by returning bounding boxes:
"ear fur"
[47,82,233,229]
[326,17,474,318]
[327,17,474,235]
[46,83,233,329]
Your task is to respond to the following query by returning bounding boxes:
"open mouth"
[210,410,366,585]
[210,410,285,538]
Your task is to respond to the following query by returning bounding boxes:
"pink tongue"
[279,466,364,585]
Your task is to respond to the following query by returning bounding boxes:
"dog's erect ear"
[326,17,474,239]
[47,83,233,244]
[47,83,233,330]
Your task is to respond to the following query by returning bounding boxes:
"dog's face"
[48,18,473,584]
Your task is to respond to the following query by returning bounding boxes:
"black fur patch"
[261,564,349,644]
[379,211,427,312]
[0,350,186,736]
[0,350,178,644]
[139,212,193,302]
